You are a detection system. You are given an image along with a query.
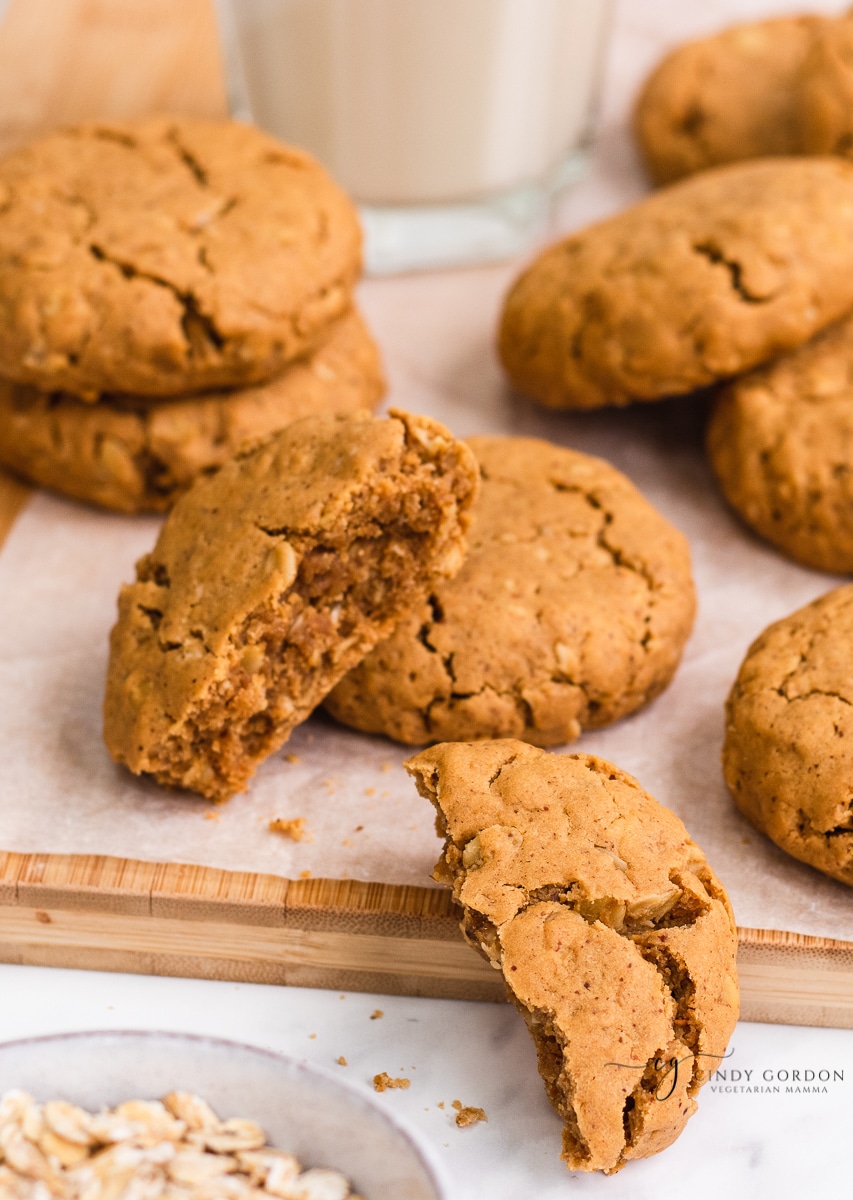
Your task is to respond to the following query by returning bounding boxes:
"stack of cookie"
[498,143,853,576]
[631,9,853,575]
[496,9,853,892]
[0,117,384,512]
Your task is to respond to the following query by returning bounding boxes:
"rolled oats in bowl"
[0,1088,361,1198]
[0,1032,446,1200]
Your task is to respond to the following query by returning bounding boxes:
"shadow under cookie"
[0,308,384,513]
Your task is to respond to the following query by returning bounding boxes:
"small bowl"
[0,1030,447,1200]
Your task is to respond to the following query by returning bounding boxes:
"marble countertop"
[1,964,850,1199]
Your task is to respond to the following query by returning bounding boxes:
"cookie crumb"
[309,1033,317,1040]
[355,825,364,832]
[269,816,312,841]
[284,753,301,764]
[203,811,220,822]
[337,1056,348,1066]
[437,1101,445,1110]
[364,787,376,797]
[299,869,312,879]
[373,1073,410,1092]
[381,762,392,773]
[370,1009,384,1020]
[452,1099,488,1127]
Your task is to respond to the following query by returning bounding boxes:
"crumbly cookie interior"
[409,742,738,1174]
[133,473,466,800]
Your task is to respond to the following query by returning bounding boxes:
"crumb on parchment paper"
[452,1099,488,1127]
[299,869,311,879]
[337,1056,348,1066]
[370,1009,383,1020]
[284,753,301,764]
[269,816,312,841]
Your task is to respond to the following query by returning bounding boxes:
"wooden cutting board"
[0,0,851,1030]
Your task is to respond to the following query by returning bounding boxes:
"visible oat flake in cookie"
[406,740,738,1174]
[0,117,362,397]
[327,436,695,746]
[724,586,853,886]
[103,409,479,801]
[499,158,853,410]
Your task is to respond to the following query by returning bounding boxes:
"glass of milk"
[216,0,612,274]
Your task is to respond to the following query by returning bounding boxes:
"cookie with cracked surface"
[326,435,695,746]
[499,158,853,410]
[724,587,853,886]
[103,409,479,801]
[707,311,853,573]
[0,116,361,399]
[406,740,738,1174]
[0,308,384,513]
[635,15,825,185]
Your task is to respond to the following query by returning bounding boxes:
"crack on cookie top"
[692,240,773,305]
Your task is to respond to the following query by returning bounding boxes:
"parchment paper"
[1,0,851,939]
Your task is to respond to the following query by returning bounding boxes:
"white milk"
[225,0,611,206]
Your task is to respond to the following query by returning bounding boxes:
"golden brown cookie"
[406,740,739,1174]
[707,311,853,573]
[103,410,479,801]
[635,15,825,185]
[0,308,384,513]
[326,435,695,745]
[499,158,853,410]
[799,12,853,159]
[0,117,361,399]
[723,587,853,886]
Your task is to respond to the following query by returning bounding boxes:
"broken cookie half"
[406,739,738,1174]
[104,409,479,800]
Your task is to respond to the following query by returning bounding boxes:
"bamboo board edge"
[2,849,853,1028]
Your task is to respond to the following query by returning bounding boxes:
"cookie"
[799,12,853,159]
[498,158,853,410]
[723,587,853,886]
[103,410,479,801]
[326,435,695,745]
[0,308,384,513]
[707,311,853,573]
[635,16,824,185]
[406,740,738,1174]
[0,117,362,399]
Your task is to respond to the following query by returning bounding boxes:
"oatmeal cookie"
[0,117,361,398]
[724,586,853,886]
[406,740,738,1174]
[635,15,824,184]
[0,308,384,512]
[326,436,695,746]
[499,158,853,410]
[103,410,479,800]
[800,12,853,160]
[707,311,853,573]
